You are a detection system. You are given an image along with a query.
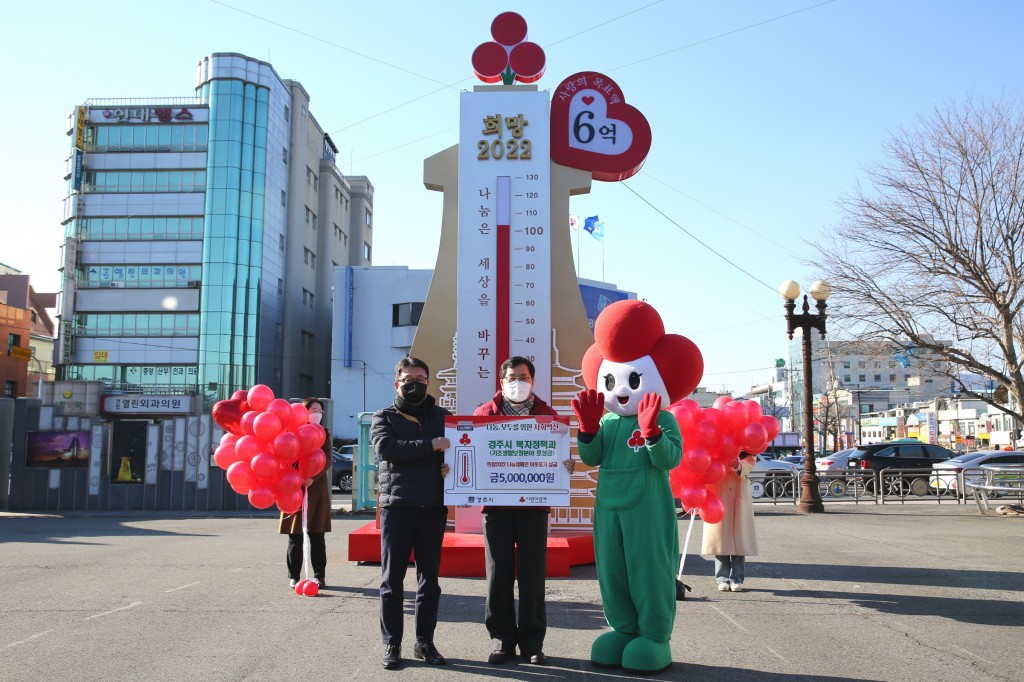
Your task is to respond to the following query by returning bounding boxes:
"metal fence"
[748,467,1024,506]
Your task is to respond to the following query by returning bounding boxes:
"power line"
[640,172,803,258]
[619,181,778,293]
[607,0,838,73]
[209,0,460,89]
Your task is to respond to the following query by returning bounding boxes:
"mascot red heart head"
[582,300,704,416]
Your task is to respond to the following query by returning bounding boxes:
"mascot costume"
[571,300,704,674]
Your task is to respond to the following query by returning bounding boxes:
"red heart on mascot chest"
[551,71,652,182]
[212,398,246,435]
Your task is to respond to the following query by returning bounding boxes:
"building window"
[8,333,21,351]
[310,252,316,268]
[889,374,896,382]
[874,374,882,382]
[276,323,283,340]
[301,330,313,348]
[282,146,288,165]
[281,190,286,207]
[904,374,911,381]
[277,278,283,294]
[857,360,866,368]
[365,208,372,227]
[843,360,850,369]
[305,206,311,224]
[284,105,290,122]
[304,248,311,264]
[844,374,851,383]
[311,214,317,231]
[364,242,371,261]
[392,302,424,327]
[279,234,285,251]
[301,105,307,118]
[313,176,318,192]
[858,374,866,382]
[4,381,14,397]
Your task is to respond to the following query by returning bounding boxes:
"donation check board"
[444,415,572,507]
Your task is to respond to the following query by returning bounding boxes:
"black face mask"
[400,381,427,403]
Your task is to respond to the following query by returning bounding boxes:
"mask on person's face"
[502,379,533,404]
[400,381,427,403]
[308,412,323,425]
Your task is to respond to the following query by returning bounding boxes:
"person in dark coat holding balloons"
[279,397,332,589]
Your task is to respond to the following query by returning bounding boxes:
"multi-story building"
[773,335,954,449]
[0,266,57,398]
[57,53,371,407]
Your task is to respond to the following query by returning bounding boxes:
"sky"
[2,0,1021,395]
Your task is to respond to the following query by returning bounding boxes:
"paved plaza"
[1,503,1021,681]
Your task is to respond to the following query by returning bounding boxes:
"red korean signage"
[550,71,652,182]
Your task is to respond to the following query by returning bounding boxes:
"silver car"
[930,450,1024,496]
[815,448,856,472]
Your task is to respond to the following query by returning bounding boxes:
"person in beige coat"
[701,452,758,592]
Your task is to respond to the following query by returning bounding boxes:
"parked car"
[930,450,1024,497]
[332,445,355,493]
[779,455,806,467]
[815,448,856,472]
[751,454,797,498]
[847,441,955,496]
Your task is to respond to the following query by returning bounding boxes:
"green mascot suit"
[572,300,704,675]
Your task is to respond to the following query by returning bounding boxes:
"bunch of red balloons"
[210,384,327,513]
[667,396,781,524]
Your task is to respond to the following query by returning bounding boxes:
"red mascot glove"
[637,392,662,441]
[571,388,605,434]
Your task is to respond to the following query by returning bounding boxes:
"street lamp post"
[780,279,831,514]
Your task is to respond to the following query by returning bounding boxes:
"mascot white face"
[597,355,670,417]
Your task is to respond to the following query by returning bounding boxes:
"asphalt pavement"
[1,503,1021,682]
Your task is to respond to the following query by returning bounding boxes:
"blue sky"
[2,0,1020,394]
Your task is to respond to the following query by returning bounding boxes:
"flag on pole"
[569,215,579,231]
[583,215,604,240]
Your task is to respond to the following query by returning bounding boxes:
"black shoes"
[382,645,400,670]
[313,575,326,589]
[413,641,446,665]
[527,652,548,665]
[488,650,512,665]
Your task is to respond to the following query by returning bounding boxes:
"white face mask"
[308,412,323,425]
[502,380,533,404]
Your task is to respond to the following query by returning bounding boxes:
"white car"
[815,448,856,472]
[750,454,797,498]
[930,450,1024,496]
[753,454,798,472]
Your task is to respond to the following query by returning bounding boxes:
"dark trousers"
[483,508,549,655]
[379,505,448,646]
[286,533,326,580]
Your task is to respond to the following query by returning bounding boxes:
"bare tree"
[812,94,1024,425]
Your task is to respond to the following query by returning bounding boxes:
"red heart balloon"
[551,71,652,182]
[212,398,246,435]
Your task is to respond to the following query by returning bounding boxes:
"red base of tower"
[347,521,595,577]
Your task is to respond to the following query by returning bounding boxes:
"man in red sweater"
[473,356,572,666]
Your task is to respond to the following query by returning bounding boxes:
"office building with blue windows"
[57,53,372,407]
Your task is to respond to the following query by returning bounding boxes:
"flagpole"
[602,234,605,282]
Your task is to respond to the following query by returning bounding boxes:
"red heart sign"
[551,71,652,182]
[212,398,246,436]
